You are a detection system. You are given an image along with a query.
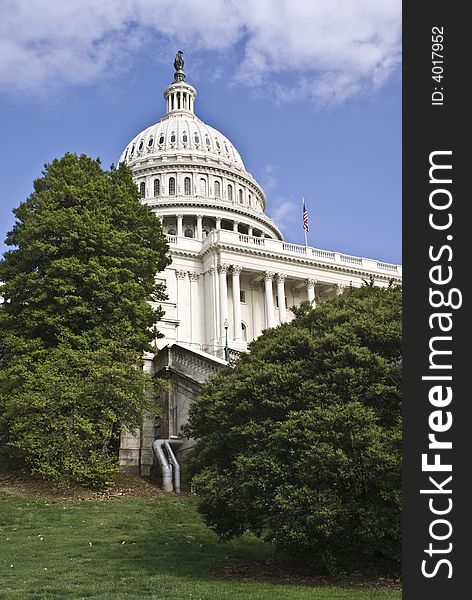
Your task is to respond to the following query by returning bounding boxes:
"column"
[177,214,183,237]
[263,272,275,328]
[250,280,263,339]
[175,269,187,341]
[196,215,203,241]
[204,267,217,347]
[233,221,239,233]
[218,264,229,338]
[248,226,253,236]
[215,217,221,231]
[188,272,200,344]
[276,274,287,323]
[306,278,316,305]
[232,266,243,340]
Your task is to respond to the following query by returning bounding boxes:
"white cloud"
[260,165,278,192]
[267,196,300,235]
[0,0,401,104]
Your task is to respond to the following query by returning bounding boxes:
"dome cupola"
[163,51,197,116]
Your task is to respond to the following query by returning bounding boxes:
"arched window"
[168,227,176,236]
[139,181,145,198]
[241,322,248,341]
[148,137,154,147]
[239,189,244,204]
[159,134,164,145]
[169,177,176,196]
[184,227,194,238]
[154,179,160,197]
[199,178,207,196]
[194,133,200,145]
[214,180,221,198]
[248,194,252,207]
[227,184,233,201]
[184,177,191,195]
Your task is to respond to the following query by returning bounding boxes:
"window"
[205,135,210,147]
[154,179,160,196]
[182,132,188,143]
[241,322,247,341]
[159,134,164,145]
[184,227,194,238]
[227,184,233,201]
[184,177,191,195]
[214,180,221,198]
[199,178,207,196]
[169,177,176,196]
[139,181,145,198]
[148,137,154,147]
[194,133,199,145]
[248,194,252,207]
[130,144,135,156]
[167,227,176,236]
[138,140,144,151]
[239,189,244,204]
[170,132,176,143]
[240,290,246,304]
[215,139,221,150]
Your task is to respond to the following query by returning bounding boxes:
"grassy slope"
[0,494,401,600]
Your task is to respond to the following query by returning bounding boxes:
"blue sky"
[0,1,401,264]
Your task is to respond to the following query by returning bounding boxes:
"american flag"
[302,198,309,232]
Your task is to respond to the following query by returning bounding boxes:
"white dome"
[119,113,246,172]
[116,58,284,241]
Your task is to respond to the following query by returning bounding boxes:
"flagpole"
[302,197,308,247]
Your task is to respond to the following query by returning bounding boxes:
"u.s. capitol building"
[117,55,402,484]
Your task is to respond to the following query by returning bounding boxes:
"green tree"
[186,285,402,574]
[0,153,170,488]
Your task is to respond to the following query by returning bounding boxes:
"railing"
[376,262,398,273]
[340,254,362,266]
[239,234,265,246]
[283,242,307,254]
[166,235,177,244]
[312,248,336,261]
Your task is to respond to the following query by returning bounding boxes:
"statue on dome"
[174,51,184,72]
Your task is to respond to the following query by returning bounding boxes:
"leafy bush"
[186,285,402,574]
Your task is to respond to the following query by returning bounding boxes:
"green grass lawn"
[0,493,401,600]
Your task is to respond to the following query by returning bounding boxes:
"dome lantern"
[163,51,197,116]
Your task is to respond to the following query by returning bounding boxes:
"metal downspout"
[152,439,173,492]
[164,439,182,493]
